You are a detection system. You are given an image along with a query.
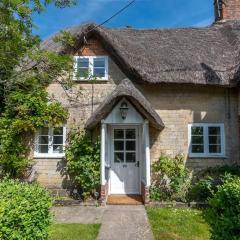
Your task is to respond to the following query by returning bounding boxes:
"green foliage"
[0,0,75,100]
[65,129,100,199]
[0,179,52,240]
[53,31,78,48]
[198,165,240,179]
[0,87,68,177]
[188,177,215,202]
[188,165,240,202]
[150,154,191,202]
[0,0,77,177]
[205,177,240,240]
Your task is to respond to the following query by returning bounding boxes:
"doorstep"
[107,194,143,205]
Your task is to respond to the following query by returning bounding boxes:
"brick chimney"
[215,0,240,21]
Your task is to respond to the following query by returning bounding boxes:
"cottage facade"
[33,0,240,203]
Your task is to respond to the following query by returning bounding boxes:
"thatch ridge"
[40,21,240,87]
[85,78,164,130]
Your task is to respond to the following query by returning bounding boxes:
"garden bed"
[54,198,100,206]
[148,201,208,209]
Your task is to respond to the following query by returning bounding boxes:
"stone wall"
[33,38,240,189]
[137,84,239,173]
[33,55,126,189]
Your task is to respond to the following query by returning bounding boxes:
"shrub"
[188,165,240,202]
[187,177,215,202]
[150,154,191,202]
[205,177,240,240]
[199,165,240,178]
[65,129,100,199]
[0,179,52,240]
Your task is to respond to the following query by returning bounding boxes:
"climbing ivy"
[65,129,100,199]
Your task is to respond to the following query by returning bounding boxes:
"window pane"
[192,145,204,153]
[209,145,221,153]
[209,135,221,145]
[38,145,48,153]
[126,129,136,139]
[114,129,124,139]
[93,68,105,77]
[39,127,48,135]
[53,145,63,153]
[39,136,48,144]
[126,141,136,151]
[114,152,124,163]
[54,127,63,135]
[77,58,89,68]
[53,136,63,145]
[114,141,124,150]
[191,126,203,135]
[192,136,204,144]
[126,152,136,163]
[209,127,221,135]
[93,58,105,68]
[77,68,89,78]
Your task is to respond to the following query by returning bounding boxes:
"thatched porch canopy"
[85,78,164,130]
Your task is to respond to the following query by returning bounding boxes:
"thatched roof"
[41,21,240,87]
[85,78,164,130]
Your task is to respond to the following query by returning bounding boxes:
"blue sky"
[33,0,215,39]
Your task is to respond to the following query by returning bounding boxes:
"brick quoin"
[215,0,240,21]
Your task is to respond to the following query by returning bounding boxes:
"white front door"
[110,126,140,194]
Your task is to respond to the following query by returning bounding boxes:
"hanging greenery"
[65,129,101,199]
[0,0,77,178]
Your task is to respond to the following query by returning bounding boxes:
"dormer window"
[74,56,108,80]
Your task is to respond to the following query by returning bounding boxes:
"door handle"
[135,161,140,167]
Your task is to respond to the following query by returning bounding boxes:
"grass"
[147,208,211,240]
[49,223,101,240]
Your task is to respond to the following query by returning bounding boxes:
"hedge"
[0,179,52,240]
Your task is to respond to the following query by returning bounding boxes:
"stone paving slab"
[52,205,154,240]
[97,205,153,240]
[51,206,105,224]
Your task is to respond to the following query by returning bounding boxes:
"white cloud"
[192,17,214,27]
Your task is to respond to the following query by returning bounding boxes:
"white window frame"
[188,123,225,158]
[34,126,67,158]
[73,56,108,81]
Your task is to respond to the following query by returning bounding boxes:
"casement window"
[188,123,225,157]
[34,126,66,158]
[74,56,108,80]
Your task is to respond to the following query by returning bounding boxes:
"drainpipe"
[100,121,106,185]
[144,120,151,187]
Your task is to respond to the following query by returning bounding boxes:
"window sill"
[34,154,65,159]
[188,155,227,159]
[72,79,109,83]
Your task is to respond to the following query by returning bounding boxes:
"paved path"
[52,205,153,240]
[52,206,105,224]
[97,205,153,240]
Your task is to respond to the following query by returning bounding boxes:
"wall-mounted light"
[119,101,128,120]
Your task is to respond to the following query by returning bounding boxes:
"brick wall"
[77,38,107,56]
[215,0,240,21]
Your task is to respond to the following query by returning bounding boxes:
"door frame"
[108,124,142,195]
